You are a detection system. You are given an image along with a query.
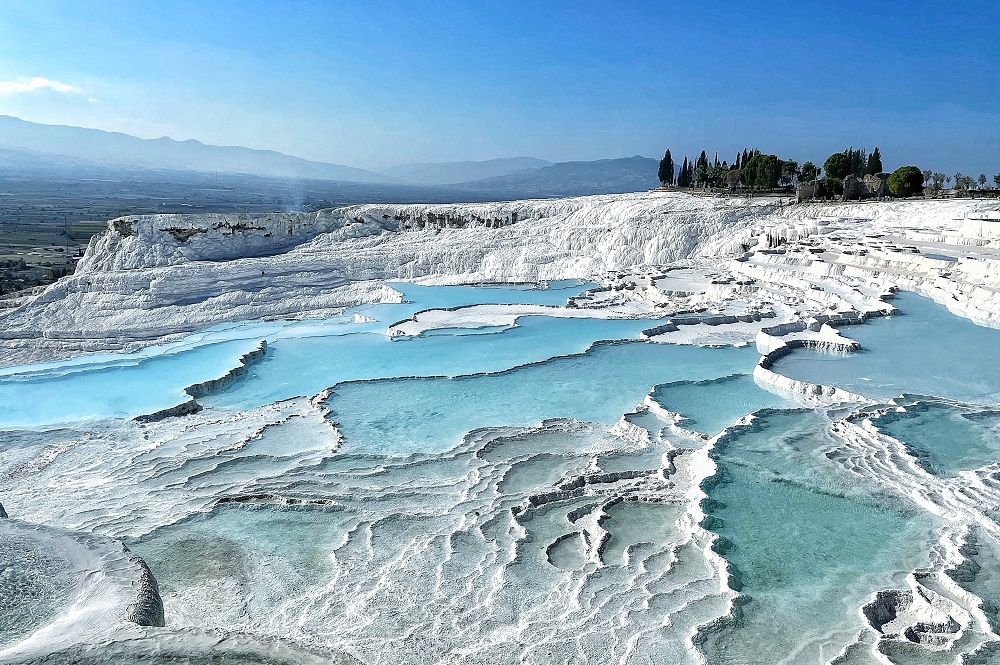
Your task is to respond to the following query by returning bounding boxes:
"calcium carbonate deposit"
[0,191,998,664]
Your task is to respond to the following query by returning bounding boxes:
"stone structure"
[863,173,890,198]
[843,173,890,200]
[843,175,866,201]
[796,182,820,202]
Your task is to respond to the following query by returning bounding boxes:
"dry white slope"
[0,192,996,366]
[0,193,773,364]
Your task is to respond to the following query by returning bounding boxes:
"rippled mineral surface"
[2,196,1000,664]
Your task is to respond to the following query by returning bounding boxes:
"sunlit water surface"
[1,283,998,664]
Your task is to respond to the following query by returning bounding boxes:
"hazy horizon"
[0,0,997,175]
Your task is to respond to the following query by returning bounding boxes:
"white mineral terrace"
[1,192,998,664]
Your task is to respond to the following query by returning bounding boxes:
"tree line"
[658,145,999,197]
[657,148,803,191]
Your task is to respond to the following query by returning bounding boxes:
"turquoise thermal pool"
[0,281,998,664]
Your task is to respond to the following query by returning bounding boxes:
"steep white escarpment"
[0,193,776,364]
[2,193,998,366]
[75,195,770,274]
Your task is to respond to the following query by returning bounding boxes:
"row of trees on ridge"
[657,148,803,191]
[658,145,1000,198]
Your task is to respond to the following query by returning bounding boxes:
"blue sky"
[0,0,997,174]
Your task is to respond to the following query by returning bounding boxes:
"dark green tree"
[708,161,727,188]
[978,174,987,189]
[780,160,799,186]
[819,176,844,196]
[743,154,781,191]
[677,156,691,187]
[800,161,820,182]
[867,147,883,175]
[847,147,867,177]
[658,149,675,185]
[823,152,852,180]
[887,166,925,197]
[694,150,710,188]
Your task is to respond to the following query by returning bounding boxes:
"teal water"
[127,419,725,664]
[207,315,668,412]
[133,504,340,622]
[650,374,796,435]
[327,341,759,454]
[873,401,1000,476]
[3,282,997,664]
[699,409,938,663]
[774,292,1000,403]
[951,528,1000,633]
[0,338,262,427]
[0,281,594,426]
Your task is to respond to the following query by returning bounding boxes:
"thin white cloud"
[0,77,80,95]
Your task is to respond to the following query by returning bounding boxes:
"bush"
[819,176,843,196]
[887,166,924,197]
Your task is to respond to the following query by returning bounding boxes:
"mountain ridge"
[0,116,660,197]
[446,155,659,196]
[382,157,551,185]
[0,115,397,184]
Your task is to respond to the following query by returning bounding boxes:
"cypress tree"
[658,149,675,185]
[695,150,709,187]
[844,147,867,178]
[867,147,883,175]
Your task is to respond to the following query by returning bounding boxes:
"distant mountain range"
[0,115,396,184]
[0,116,659,198]
[382,157,551,185]
[449,156,660,196]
